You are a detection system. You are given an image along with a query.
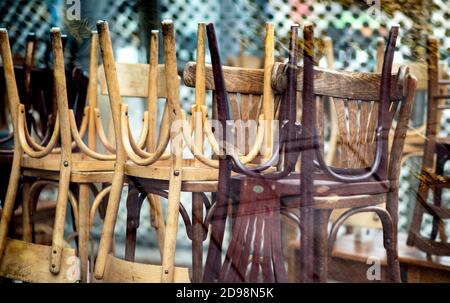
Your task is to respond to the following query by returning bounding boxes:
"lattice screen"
[0,0,59,65]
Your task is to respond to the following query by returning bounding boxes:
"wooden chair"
[205,23,417,283]
[324,37,385,166]
[0,28,116,283]
[324,37,439,231]
[94,20,191,283]
[285,25,416,282]
[407,36,450,256]
[1,33,37,226]
[0,33,95,249]
[377,38,448,166]
[321,37,385,230]
[94,19,276,282]
[390,64,448,167]
[201,22,300,283]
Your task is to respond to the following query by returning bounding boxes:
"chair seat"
[0,239,79,283]
[20,154,116,183]
[99,254,190,283]
[21,153,115,172]
[230,172,390,209]
[124,160,219,181]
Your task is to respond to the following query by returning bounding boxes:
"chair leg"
[299,204,314,283]
[385,190,401,283]
[148,194,165,257]
[431,150,446,241]
[192,192,204,283]
[78,183,90,283]
[313,209,331,283]
[50,165,71,274]
[160,169,182,283]
[328,206,401,282]
[407,172,428,246]
[384,232,401,282]
[125,184,142,262]
[21,180,33,242]
[94,166,124,279]
[0,152,21,262]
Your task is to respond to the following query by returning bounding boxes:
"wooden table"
[288,231,450,282]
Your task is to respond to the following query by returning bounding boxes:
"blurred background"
[0,0,449,267]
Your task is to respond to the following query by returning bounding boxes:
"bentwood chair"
[95,19,275,282]
[1,33,37,218]
[0,34,74,201]
[95,20,193,283]
[183,22,278,281]
[0,33,100,248]
[205,23,416,283]
[0,28,116,283]
[324,36,430,232]
[288,25,415,283]
[407,36,450,256]
[201,22,301,283]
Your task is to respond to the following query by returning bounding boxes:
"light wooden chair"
[94,20,191,283]
[1,33,37,222]
[94,20,276,282]
[0,28,116,283]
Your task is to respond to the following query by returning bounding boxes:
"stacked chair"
[0,28,116,282]
[0,19,421,284]
[203,22,417,283]
[94,19,277,282]
[0,33,85,226]
[407,36,450,256]
[94,20,192,283]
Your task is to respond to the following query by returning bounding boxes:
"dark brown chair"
[407,36,450,256]
[203,23,301,283]
[204,23,417,283]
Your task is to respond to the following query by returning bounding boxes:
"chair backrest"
[98,63,169,98]
[183,22,277,160]
[201,22,298,283]
[97,19,186,170]
[97,62,172,151]
[273,25,417,183]
[406,36,450,256]
[422,36,450,169]
[321,34,412,168]
[0,32,88,151]
[97,21,181,162]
